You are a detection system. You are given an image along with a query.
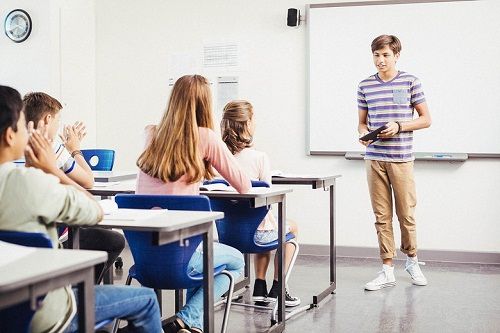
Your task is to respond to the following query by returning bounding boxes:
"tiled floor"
[112,250,500,333]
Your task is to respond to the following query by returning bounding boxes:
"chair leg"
[110,319,120,333]
[114,275,133,331]
[220,270,235,333]
[285,240,299,285]
[271,240,300,324]
[154,289,163,315]
[175,289,184,313]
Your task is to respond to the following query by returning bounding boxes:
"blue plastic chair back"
[0,230,53,248]
[204,180,294,254]
[0,231,52,333]
[114,194,215,289]
[81,149,115,171]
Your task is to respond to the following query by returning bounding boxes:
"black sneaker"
[252,278,268,303]
[266,280,301,307]
[162,320,182,333]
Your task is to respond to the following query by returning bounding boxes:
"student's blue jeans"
[66,285,161,333]
[177,242,245,330]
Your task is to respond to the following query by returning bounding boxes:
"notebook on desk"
[93,171,137,182]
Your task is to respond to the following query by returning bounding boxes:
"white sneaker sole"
[364,281,396,291]
[252,296,268,302]
[411,279,428,286]
[265,296,301,307]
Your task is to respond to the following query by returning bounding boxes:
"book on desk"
[93,171,137,182]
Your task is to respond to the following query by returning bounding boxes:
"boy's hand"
[25,129,58,174]
[60,124,81,152]
[358,132,372,146]
[378,121,399,138]
[72,121,87,141]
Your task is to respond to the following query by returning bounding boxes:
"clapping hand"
[25,121,58,174]
[60,121,86,152]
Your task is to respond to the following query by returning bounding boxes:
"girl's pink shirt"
[136,126,251,195]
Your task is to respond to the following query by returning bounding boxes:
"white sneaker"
[364,264,396,291]
[405,257,428,286]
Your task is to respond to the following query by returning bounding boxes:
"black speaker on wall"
[287,8,300,27]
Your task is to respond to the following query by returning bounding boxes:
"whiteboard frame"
[306,0,500,158]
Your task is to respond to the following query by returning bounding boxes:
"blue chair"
[203,180,299,318]
[0,231,115,333]
[81,149,115,171]
[114,194,235,333]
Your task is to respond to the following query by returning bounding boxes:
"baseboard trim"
[299,244,500,265]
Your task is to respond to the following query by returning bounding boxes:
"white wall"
[94,0,500,253]
[0,0,96,146]
[10,0,497,254]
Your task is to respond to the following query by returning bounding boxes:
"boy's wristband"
[71,150,83,158]
[395,121,401,134]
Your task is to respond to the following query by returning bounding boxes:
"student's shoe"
[252,278,268,303]
[164,318,202,333]
[163,318,185,333]
[405,256,428,286]
[364,264,396,291]
[178,328,202,333]
[267,280,301,307]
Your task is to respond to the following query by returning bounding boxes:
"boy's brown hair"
[371,35,402,55]
[23,92,63,126]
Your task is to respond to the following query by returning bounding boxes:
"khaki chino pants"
[366,160,417,259]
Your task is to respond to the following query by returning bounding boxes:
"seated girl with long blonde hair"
[136,75,251,333]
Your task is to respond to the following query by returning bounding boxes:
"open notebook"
[103,208,167,221]
[271,170,314,178]
[199,183,237,192]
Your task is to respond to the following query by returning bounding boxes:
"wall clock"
[4,9,32,43]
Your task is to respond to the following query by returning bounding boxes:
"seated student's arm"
[25,131,102,209]
[201,128,251,193]
[59,123,94,189]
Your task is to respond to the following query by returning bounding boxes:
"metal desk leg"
[175,289,184,313]
[76,267,95,333]
[312,181,337,305]
[68,227,80,249]
[233,253,251,293]
[269,196,286,333]
[203,225,214,333]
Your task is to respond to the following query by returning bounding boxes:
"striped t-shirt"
[13,137,76,173]
[357,71,426,162]
[52,136,76,174]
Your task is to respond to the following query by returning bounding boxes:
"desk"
[201,187,292,333]
[272,175,341,308]
[67,209,223,333]
[0,248,106,333]
[86,182,293,332]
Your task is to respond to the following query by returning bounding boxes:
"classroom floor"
[112,250,500,333]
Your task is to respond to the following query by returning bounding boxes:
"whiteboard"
[307,0,500,156]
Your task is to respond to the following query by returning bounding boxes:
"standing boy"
[357,35,431,291]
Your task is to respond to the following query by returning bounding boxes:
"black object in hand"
[359,125,388,142]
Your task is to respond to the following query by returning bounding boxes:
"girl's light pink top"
[136,126,251,195]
